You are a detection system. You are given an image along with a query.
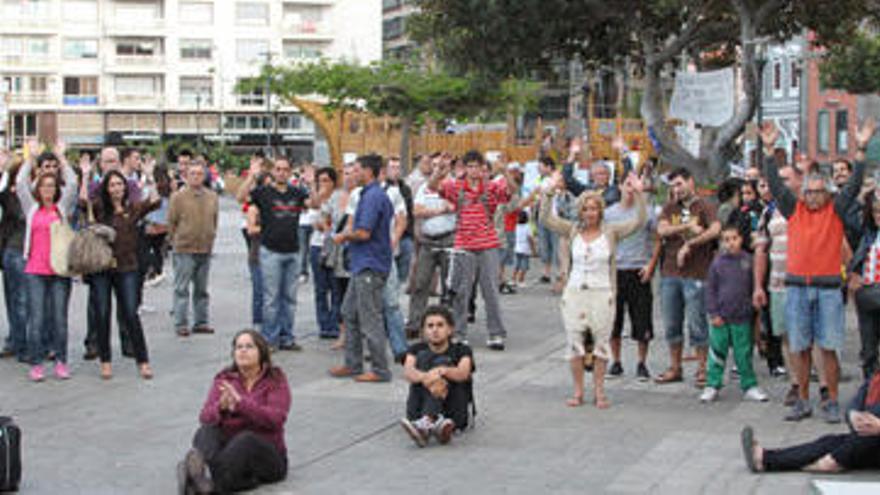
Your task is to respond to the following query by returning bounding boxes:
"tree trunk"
[399,114,413,174]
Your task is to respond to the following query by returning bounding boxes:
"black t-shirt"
[406,342,475,374]
[251,184,309,253]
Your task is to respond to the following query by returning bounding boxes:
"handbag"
[67,200,117,276]
[0,416,21,492]
[856,285,880,313]
[49,215,76,277]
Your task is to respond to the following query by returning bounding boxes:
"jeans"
[172,253,211,328]
[764,433,880,471]
[310,246,342,337]
[383,262,407,358]
[537,223,559,268]
[298,225,312,276]
[343,269,390,380]
[248,261,264,327]
[26,274,71,365]
[660,276,709,348]
[2,249,28,360]
[145,232,167,277]
[192,425,287,493]
[395,235,414,284]
[90,270,150,364]
[86,274,132,354]
[785,285,844,353]
[260,247,300,347]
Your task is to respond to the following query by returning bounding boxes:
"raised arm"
[606,177,647,242]
[15,153,35,213]
[760,123,797,218]
[562,162,587,197]
[539,190,574,238]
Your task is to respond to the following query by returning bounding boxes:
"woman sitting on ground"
[740,370,880,473]
[177,330,291,494]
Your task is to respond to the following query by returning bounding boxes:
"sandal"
[695,368,707,388]
[654,368,683,384]
[594,393,611,409]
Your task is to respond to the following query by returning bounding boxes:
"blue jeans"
[90,270,150,363]
[172,253,211,328]
[383,262,407,358]
[260,247,300,346]
[395,235,414,284]
[310,246,342,337]
[537,223,558,268]
[248,261,264,326]
[298,226,312,276]
[660,276,709,348]
[786,285,845,353]
[26,274,71,365]
[2,249,28,360]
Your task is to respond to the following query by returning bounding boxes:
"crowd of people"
[3,116,880,492]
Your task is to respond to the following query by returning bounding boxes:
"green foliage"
[822,31,880,94]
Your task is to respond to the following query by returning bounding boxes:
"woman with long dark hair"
[15,142,78,382]
[79,162,160,380]
[178,330,291,494]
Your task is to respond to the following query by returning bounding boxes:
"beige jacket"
[168,186,219,254]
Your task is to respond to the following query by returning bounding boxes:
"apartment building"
[381,0,416,60]
[0,0,381,160]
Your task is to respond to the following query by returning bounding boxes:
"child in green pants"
[702,224,769,403]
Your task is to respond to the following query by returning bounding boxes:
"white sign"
[669,68,735,127]
[675,125,702,157]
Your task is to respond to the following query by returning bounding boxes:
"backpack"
[0,417,21,492]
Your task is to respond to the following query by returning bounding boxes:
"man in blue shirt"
[329,154,395,382]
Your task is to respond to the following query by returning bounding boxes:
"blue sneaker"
[821,399,842,424]
[784,399,812,421]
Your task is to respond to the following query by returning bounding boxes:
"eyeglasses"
[804,189,827,196]
[235,343,257,351]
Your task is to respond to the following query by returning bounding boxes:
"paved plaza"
[1,197,878,494]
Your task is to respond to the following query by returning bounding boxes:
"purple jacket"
[199,367,291,455]
[706,251,754,324]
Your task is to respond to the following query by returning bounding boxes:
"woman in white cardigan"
[540,172,647,408]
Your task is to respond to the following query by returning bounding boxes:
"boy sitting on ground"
[400,305,475,447]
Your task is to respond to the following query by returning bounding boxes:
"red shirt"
[439,178,510,251]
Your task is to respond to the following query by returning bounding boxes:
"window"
[236,39,268,63]
[278,115,302,130]
[12,114,37,141]
[818,110,830,154]
[179,1,213,24]
[383,17,405,40]
[2,75,47,94]
[3,0,50,18]
[790,61,799,89]
[180,39,212,60]
[179,77,213,106]
[383,0,401,11]
[283,4,324,30]
[63,76,98,105]
[115,76,159,96]
[63,39,98,59]
[114,0,161,21]
[223,114,272,130]
[63,0,97,20]
[116,40,158,56]
[283,41,323,60]
[772,62,781,91]
[236,2,269,26]
[236,78,265,105]
[836,110,849,154]
[0,36,49,57]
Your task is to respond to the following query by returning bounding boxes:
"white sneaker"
[145,273,166,287]
[138,304,157,315]
[700,387,718,403]
[743,386,769,402]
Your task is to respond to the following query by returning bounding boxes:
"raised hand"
[53,138,67,158]
[0,149,10,172]
[142,155,157,178]
[79,153,93,178]
[856,117,877,150]
[249,156,263,178]
[25,137,40,159]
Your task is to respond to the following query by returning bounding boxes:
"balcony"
[8,93,54,105]
[0,17,59,33]
[0,55,54,71]
[63,95,100,106]
[109,94,165,108]
[281,21,333,41]
[105,18,166,36]
[106,55,166,73]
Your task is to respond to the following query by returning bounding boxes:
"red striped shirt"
[440,178,510,251]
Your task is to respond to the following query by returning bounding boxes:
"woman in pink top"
[16,142,79,383]
[178,329,291,494]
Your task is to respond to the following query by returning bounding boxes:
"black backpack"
[0,416,21,492]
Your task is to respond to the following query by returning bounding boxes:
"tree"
[822,31,880,95]
[240,60,540,171]
[411,0,873,180]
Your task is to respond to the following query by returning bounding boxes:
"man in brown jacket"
[168,160,219,336]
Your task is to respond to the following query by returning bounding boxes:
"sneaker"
[279,341,303,352]
[137,304,156,315]
[608,362,624,378]
[539,275,552,284]
[699,387,718,402]
[145,272,166,287]
[636,362,651,382]
[770,366,787,378]
[184,448,213,494]
[487,336,505,351]
[783,384,799,407]
[298,274,308,284]
[784,398,812,421]
[29,365,45,382]
[819,386,830,407]
[820,399,842,424]
[743,386,769,402]
[54,362,71,380]
[400,417,431,447]
[433,416,456,445]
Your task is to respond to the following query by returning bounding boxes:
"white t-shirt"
[514,223,531,255]
[414,183,456,237]
[308,208,325,247]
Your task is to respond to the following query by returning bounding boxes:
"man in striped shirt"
[428,150,515,350]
